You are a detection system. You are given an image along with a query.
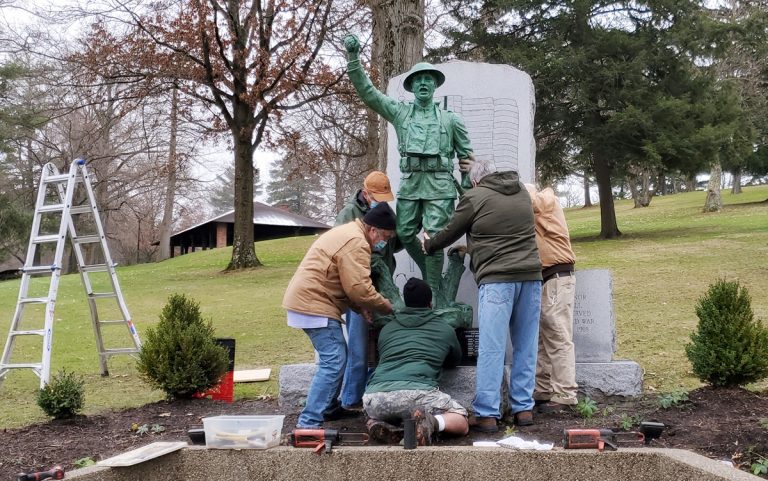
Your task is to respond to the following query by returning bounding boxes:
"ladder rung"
[38,203,65,213]
[19,297,50,305]
[44,174,71,183]
[21,265,59,274]
[81,264,110,273]
[33,234,62,244]
[0,362,43,369]
[102,348,140,356]
[70,205,92,215]
[99,319,128,325]
[74,235,101,244]
[10,329,46,336]
[89,293,117,299]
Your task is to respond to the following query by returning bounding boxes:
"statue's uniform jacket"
[347,59,473,202]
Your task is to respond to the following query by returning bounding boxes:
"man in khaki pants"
[525,184,578,412]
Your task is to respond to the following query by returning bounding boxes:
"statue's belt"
[400,155,453,173]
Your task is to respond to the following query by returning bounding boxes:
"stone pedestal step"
[278,361,642,410]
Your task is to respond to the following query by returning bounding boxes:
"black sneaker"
[323,406,362,421]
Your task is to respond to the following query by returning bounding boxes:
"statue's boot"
[425,251,446,308]
[442,246,467,302]
[400,235,428,281]
[372,256,404,310]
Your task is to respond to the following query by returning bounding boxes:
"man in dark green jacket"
[363,278,469,446]
[335,171,400,414]
[423,159,542,432]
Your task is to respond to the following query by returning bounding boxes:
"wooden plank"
[233,368,271,383]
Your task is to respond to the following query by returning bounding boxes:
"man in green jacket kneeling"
[363,278,469,446]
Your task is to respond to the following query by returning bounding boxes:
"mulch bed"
[1,386,766,479]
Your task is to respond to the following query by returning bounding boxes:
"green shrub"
[574,397,599,419]
[657,389,689,409]
[619,413,641,431]
[685,280,768,387]
[37,369,85,419]
[74,457,96,469]
[752,457,768,476]
[137,293,229,399]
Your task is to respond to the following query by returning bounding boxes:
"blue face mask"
[370,201,380,209]
[374,240,387,251]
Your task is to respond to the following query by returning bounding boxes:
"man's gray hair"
[469,158,494,184]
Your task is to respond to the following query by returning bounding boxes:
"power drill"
[17,465,65,481]
[563,428,645,451]
[289,428,369,454]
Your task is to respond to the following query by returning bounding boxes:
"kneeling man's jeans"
[297,319,347,427]
[472,281,541,418]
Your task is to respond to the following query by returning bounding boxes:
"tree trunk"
[594,153,621,239]
[703,162,723,212]
[365,108,381,172]
[583,174,592,207]
[630,167,653,208]
[369,0,425,170]
[685,174,697,192]
[731,168,742,194]
[227,111,262,270]
[158,86,178,261]
[629,178,641,208]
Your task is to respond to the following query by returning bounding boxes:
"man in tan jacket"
[525,184,578,412]
[284,203,395,428]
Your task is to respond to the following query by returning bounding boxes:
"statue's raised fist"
[344,34,360,54]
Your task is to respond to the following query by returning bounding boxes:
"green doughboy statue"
[343,34,475,303]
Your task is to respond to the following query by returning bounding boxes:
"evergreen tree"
[266,144,325,220]
[209,164,263,216]
[686,280,768,387]
[437,0,744,234]
[709,1,768,192]
[0,193,30,263]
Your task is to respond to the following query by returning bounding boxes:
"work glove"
[447,245,467,261]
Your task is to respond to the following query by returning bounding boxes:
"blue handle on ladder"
[76,158,86,165]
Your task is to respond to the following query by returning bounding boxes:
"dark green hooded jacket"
[366,307,462,393]
[335,190,399,274]
[424,171,542,284]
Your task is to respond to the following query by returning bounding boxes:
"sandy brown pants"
[534,274,578,405]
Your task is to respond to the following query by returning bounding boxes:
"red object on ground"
[194,371,234,403]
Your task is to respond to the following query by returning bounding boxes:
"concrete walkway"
[69,446,760,480]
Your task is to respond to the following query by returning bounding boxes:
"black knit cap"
[363,202,396,230]
[403,277,432,308]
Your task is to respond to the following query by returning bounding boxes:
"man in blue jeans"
[283,203,396,428]
[424,159,542,431]
[334,171,399,413]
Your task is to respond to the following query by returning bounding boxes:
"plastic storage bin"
[202,415,285,449]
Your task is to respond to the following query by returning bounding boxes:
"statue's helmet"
[403,62,446,93]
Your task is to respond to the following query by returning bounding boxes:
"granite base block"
[278,361,642,411]
[575,360,643,400]
[278,363,317,409]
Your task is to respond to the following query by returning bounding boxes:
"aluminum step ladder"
[0,159,142,390]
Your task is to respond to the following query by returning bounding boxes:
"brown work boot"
[537,401,569,414]
[366,419,404,445]
[411,408,438,446]
[513,410,534,426]
[468,415,498,433]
